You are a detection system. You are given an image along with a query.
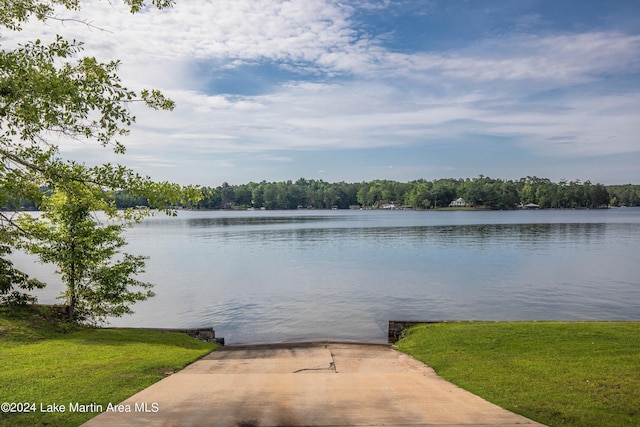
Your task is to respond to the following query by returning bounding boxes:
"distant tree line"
[5,177,640,211]
[606,184,640,208]
[192,176,637,210]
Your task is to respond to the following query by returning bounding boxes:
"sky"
[5,0,640,185]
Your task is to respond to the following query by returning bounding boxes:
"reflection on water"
[13,209,640,344]
[182,214,353,228]
[200,222,611,247]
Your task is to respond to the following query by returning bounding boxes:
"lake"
[15,208,640,344]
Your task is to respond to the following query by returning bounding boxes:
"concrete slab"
[82,342,546,427]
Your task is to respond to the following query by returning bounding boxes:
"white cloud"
[485,94,640,156]
[252,154,294,162]
[372,32,640,86]
[46,1,357,64]
[5,1,640,184]
[8,2,639,82]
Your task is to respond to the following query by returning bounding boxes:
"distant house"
[449,198,466,207]
[521,203,540,209]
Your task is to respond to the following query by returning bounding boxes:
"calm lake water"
[16,208,640,344]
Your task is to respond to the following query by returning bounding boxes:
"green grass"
[396,322,640,427]
[0,306,218,427]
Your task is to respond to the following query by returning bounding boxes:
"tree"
[430,180,456,208]
[406,180,431,209]
[0,244,45,305]
[1,1,200,310]
[356,182,371,207]
[18,184,152,322]
[497,181,519,210]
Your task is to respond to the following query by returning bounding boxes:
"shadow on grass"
[1,305,217,351]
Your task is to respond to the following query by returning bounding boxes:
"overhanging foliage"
[0,1,200,316]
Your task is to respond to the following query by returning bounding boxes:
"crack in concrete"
[292,349,337,373]
[292,361,336,373]
[330,347,337,373]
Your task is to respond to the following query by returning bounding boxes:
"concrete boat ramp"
[83,342,545,427]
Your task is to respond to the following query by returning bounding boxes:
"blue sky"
[6,0,640,185]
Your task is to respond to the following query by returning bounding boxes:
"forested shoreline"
[118,176,640,211]
[8,176,640,212]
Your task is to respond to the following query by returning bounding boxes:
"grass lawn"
[396,322,640,427]
[0,306,218,427]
